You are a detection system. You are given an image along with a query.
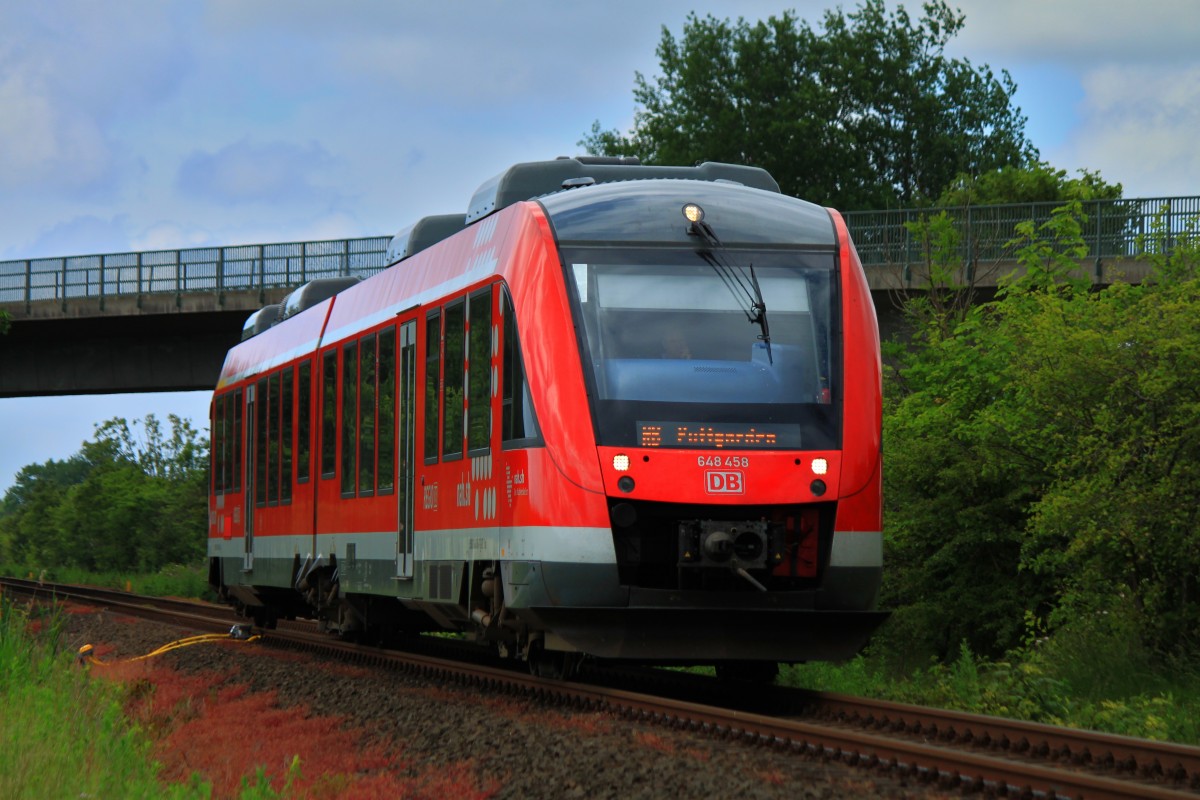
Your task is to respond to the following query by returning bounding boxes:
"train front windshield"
[564,247,842,450]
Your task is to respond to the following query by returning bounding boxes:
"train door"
[396,319,417,579]
[243,383,257,571]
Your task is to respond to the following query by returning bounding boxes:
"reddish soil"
[56,605,950,799]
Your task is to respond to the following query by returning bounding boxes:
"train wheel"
[252,607,278,630]
[715,660,778,683]
[528,643,580,680]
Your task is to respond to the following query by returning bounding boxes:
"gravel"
[58,604,950,799]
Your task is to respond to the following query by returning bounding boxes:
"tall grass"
[0,597,198,799]
[0,596,299,799]
[2,561,215,600]
[9,561,1198,746]
[782,611,1200,744]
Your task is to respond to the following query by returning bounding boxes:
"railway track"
[6,576,1199,800]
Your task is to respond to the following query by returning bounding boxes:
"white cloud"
[12,215,133,260]
[176,138,339,205]
[0,392,212,495]
[7,0,1200,495]
[0,66,114,191]
[0,2,189,193]
[1063,65,1200,197]
[131,223,217,253]
[951,1,1200,66]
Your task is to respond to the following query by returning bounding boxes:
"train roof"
[539,178,836,247]
[237,157,797,343]
[385,214,467,264]
[240,304,281,341]
[466,157,780,223]
[279,276,361,323]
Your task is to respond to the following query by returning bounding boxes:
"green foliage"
[0,309,10,335]
[1138,204,1200,284]
[785,628,1200,743]
[1002,199,1092,292]
[897,211,977,335]
[2,597,315,797]
[0,562,215,601]
[583,0,1035,209]
[0,598,202,799]
[936,161,1122,207]
[884,198,1200,669]
[238,757,303,800]
[0,414,208,574]
[897,169,1124,333]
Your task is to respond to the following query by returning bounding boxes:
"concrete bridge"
[2,195,1195,398]
[0,239,390,398]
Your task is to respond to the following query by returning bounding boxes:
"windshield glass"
[564,247,841,450]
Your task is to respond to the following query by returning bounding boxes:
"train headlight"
[682,203,705,223]
[612,454,630,471]
[811,458,828,475]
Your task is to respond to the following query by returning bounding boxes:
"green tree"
[1016,216,1200,652]
[893,165,1124,340]
[935,161,1123,207]
[0,457,91,564]
[881,203,1200,665]
[583,0,1036,209]
[0,413,208,573]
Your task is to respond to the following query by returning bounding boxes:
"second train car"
[208,156,887,677]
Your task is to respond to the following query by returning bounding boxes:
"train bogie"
[208,156,887,672]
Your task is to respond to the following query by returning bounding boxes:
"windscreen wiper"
[690,217,773,363]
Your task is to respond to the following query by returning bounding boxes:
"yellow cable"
[77,627,261,667]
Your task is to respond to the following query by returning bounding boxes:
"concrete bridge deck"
[2,196,1194,398]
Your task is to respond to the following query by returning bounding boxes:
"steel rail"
[803,691,1200,789]
[5,577,1199,800]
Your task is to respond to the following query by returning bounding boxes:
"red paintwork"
[595,446,842,506]
[829,210,883,534]
[209,197,882,557]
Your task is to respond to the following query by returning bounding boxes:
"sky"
[2,0,1200,493]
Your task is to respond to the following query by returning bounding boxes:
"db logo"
[705,470,745,494]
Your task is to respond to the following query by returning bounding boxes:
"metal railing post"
[24,259,32,313]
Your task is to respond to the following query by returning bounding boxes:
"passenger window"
[233,389,242,492]
[213,394,226,494]
[267,372,280,505]
[423,310,441,464]
[320,350,337,479]
[297,360,311,484]
[377,327,396,494]
[501,289,538,443]
[255,377,268,507]
[358,334,377,497]
[467,288,492,453]
[281,366,293,504]
[442,299,465,460]
[341,340,358,497]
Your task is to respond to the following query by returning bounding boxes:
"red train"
[208,157,886,677]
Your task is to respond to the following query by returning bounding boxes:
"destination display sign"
[637,421,802,449]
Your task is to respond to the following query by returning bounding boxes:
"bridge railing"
[0,237,393,307]
[843,196,1200,269]
[3,197,1199,308]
